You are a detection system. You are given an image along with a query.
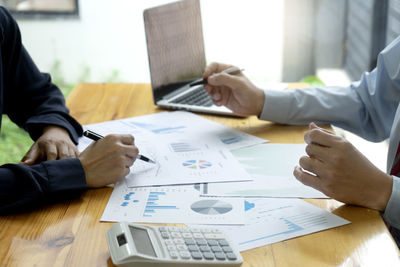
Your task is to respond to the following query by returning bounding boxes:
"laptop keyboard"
[171,87,213,107]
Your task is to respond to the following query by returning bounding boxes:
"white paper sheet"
[202,143,327,198]
[123,111,267,150]
[192,198,350,251]
[100,181,245,225]
[77,111,265,187]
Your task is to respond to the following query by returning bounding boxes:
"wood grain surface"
[0,83,398,267]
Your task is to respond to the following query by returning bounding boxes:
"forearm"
[260,85,391,142]
[0,158,87,214]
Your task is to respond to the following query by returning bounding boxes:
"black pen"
[189,66,244,87]
[83,130,156,164]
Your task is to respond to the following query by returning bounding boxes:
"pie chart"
[190,200,233,215]
[182,159,212,169]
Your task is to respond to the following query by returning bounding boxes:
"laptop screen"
[144,0,206,102]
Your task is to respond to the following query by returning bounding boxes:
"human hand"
[79,134,139,188]
[21,125,79,165]
[293,122,393,211]
[203,62,265,116]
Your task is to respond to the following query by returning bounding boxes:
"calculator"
[106,222,243,267]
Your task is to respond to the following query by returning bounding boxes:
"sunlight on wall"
[17,0,284,84]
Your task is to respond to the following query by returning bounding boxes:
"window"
[1,0,79,18]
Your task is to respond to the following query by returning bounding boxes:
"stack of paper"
[78,111,350,251]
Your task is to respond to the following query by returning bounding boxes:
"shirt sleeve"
[259,36,400,143]
[0,7,83,143]
[383,176,400,228]
[0,158,87,215]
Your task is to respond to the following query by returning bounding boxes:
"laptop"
[143,0,234,116]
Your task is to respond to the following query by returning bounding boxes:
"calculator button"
[176,244,187,251]
[211,245,222,253]
[169,227,180,232]
[201,228,212,233]
[195,239,207,246]
[179,228,190,232]
[204,233,225,240]
[160,232,170,239]
[193,233,203,239]
[179,251,191,259]
[191,251,203,260]
[214,252,226,260]
[226,252,237,261]
[187,244,199,252]
[211,229,222,233]
[199,245,211,252]
[202,252,214,260]
[182,233,193,238]
[207,240,218,246]
[167,245,177,251]
[165,240,174,245]
[169,251,179,259]
[222,246,233,253]
[173,238,185,245]
[218,239,229,246]
[171,232,182,238]
[158,227,167,232]
[184,238,196,245]
[190,228,201,233]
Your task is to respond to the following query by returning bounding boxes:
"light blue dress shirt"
[259,36,400,239]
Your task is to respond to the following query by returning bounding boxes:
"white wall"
[17,0,284,84]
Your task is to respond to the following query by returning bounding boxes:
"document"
[101,181,245,225]
[123,111,267,150]
[202,143,327,198]
[78,111,266,187]
[192,198,350,251]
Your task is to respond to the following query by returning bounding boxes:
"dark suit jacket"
[0,7,87,214]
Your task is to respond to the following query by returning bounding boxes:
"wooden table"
[1,83,399,266]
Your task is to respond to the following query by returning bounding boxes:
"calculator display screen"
[129,226,157,257]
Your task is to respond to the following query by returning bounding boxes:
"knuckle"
[305,145,313,156]
[47,151,57,158]
[299,156,309,168]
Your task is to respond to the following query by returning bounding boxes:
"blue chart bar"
[143,191,179,217]
[121,192,138,207]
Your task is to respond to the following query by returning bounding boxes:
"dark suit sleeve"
[0,7,82,143]
[0,159,87,214]
[0,8,87,214]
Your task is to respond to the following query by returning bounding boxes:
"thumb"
[309,122,333,134]
[208,73,243,89]
[309,122,318,129]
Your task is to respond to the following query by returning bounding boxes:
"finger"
[72,145,80,157]
[203,62,232,78]
[44,143,58,161]
[305,143,331,162]
[208,72,243,89]
[57,143,73,159]
[21,145,41,165]
[304,126,340,147]
[214,86,231,107]
[209,86,222,102]
[68,146,78,158]
[309,122,333,133]
[124,145,139,159]
[293,165,323,190]
[125,155,136,168]
[298,155,326,177]
[120,134,135,145]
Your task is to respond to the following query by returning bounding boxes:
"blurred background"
[0,0,399,169]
